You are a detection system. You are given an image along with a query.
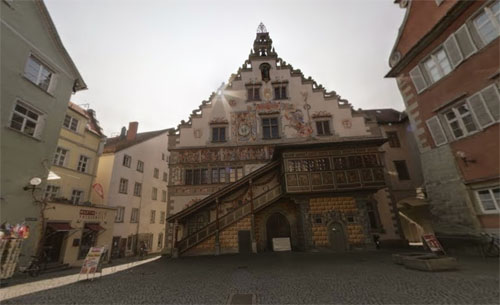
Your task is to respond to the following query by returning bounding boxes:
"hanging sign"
[79,247,105,280]
[93,183,104,199]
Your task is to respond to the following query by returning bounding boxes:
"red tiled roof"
[103,129,168,154]
[68,102,105,137]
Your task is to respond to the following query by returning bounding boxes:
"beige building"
[1,0,86,261]
[92,123,169,258]
[42,103,115,267]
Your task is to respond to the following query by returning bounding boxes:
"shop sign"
[79,247,105,280]
[79,209,107,220]
[422,234,446,255]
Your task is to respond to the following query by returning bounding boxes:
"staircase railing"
[176,184,282,253]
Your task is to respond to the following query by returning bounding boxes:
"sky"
[45,0,406,137]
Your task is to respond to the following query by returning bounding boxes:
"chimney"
[127,122,138,141]
[119,126,126,139]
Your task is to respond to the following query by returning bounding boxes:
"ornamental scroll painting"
[282,103,313,137]
[231,112,257,142]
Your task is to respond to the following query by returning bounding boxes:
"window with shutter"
[467,93,494,128]
[480,85,500,121]
[444,35,463,68]
[455,25,477,59]
[426,116,448,146]
[409,66,428,93]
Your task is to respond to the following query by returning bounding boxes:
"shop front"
[44,202,116,267]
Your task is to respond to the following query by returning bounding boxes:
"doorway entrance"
[266,213,291,251]
[44,222,72,263]
[327,222,347,251]
[111,236,121,259]
[238,230,252,254]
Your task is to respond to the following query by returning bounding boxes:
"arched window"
[259,63,271,82]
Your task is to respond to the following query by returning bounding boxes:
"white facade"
[92,127,169,256]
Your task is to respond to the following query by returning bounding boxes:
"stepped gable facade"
[166,24,397,255]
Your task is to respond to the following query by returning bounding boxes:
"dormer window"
[63,115,79,132]
[246,84,261,101]
[273,82,288,100]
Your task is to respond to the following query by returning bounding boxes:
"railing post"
[249,179,257,253]
[215,198,220,255]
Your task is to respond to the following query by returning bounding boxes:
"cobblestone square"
[2,251,499,304]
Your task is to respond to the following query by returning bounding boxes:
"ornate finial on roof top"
[257,22,267,33]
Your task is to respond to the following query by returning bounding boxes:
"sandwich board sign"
[79,247,105,281]
[422,234,446,256]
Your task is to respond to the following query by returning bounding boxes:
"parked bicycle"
[17,255,42,277]
[480,232,499,257]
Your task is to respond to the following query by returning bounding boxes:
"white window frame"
[423,48,452,83]
[153,168,159,179]
[152,187,158,200]
[315,119,332,136]
[161,190,167,202]
[71,189,84,205]
[23,55,54,92]
[130,208,139,223]
[45,185,60,200]
[137,160,144,172]
[163,172,168,182]
[63,115,79,132]
[123,154,131,168]
[9,100,44,138]
[53,147,69,167]
[77,155,90,173]
[115,206,125,223]
[119,178,128,194]
[160,211,166,224]
[443,103,479,140]
[476,187,500,214]
[133,182,142,197]
[472,1,500,46]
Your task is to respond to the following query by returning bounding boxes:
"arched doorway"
[266,213,291,251]
[327,222,347,251]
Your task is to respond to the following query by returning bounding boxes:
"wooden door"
[328,222,347,251]
[238,230,252,254]
[266,213,291,251]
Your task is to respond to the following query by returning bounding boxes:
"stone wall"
[183,235,216,256]
[254,200,298,251]
[219,215,251,252]
[309,197,366,248]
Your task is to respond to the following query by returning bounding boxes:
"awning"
[85,223,105,232]
[47,223,74,232]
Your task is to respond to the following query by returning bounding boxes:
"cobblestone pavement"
[1,250,499,304]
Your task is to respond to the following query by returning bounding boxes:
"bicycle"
[480,232,499,257]
[17,255,42,277]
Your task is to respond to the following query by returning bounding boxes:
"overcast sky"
[45,0,405,137]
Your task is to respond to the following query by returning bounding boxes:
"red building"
[386,0,499,247]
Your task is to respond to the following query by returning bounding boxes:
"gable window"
[423,48,452,83]
[45,185,60,200]
[163,172,168,182]
[247,85,261,101]
[63,115,79,132]
[444,103,478,139]
[130,208,139,223]
[229,167,243,182]
[262,117,279,139]
[273,83,288,100]
[393,160,410,180]
[473,1,500,45]
[123,155,131,168]
[154,168,159,179]
[386,131,401,148]
[133,182,142,197]
[201,169,209,184]
[162,190,167,202]
[137,160,144,172]
[71,190,83,205]
[315,120,331,136]
[115,207,125,223]
[24,55,53,91]
[77,155,90,173]
[152,187,158,200]
[212,168,226,184]
[150,210,156,224]
[476,187,500,213]
[212,127,226,142]
[53,147,68,166]
[10,101,43,138]
[119,178,128,194]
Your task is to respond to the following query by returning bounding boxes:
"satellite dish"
[30,177,42,186]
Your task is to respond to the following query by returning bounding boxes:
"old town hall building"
[166,24,412,256]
